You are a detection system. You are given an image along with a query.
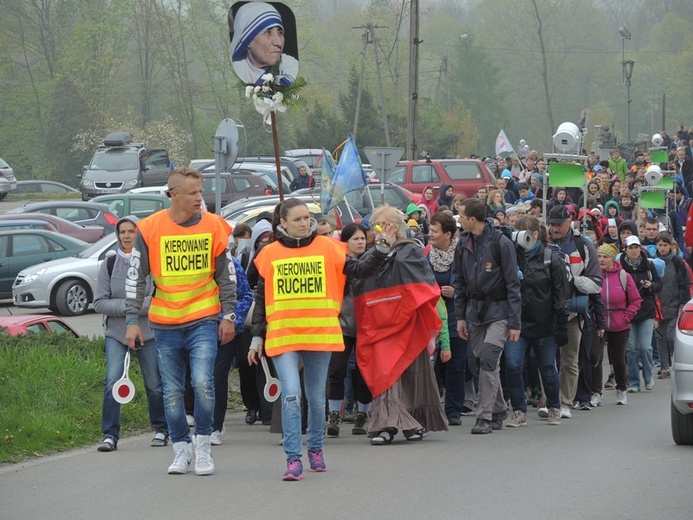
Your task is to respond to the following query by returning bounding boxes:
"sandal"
[405,428,427,441]
[97,437,117,452]
[370,430,394,445]
[150,432,169,447]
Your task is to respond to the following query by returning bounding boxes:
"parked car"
[13,233,117,316]
[130,185,170,197]
[283,149,331,174]
[0,213,104,243]
[0,219,57,232]
[292,182,412,217]
[80,132,170,200]
[225,202,325,229]
[199,171,271,213]
[671,300,693,445]
[0,229,87,298]
[0,315,79,337]
[12,180,79,195]
[6,200,118,234]
[0,157,18,201]
[189,159,214,170]
[92,193,171,219]
[389,159,497,199]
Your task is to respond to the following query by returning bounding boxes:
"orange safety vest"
[136,210,231,325]
[254,236,348,356]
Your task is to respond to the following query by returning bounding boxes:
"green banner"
[651,150,668,164]
[549,163,585,188]
[656,176,674,189]
[639,190,665,209]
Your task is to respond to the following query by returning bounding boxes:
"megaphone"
[645,164,663,185]
[652,133,664,147]
[511,230,537,251]
[552,122,581,153]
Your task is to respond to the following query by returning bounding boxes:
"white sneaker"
[186,414,195,427]
[537,406,549,418]
[645,379,655,391]
[168,441,192,474]
[194,435,214,475]
[616,390,627,405]
[210,428,224,446]
[590,393,602,407]
[560,406,572,419]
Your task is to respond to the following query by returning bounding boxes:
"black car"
[7,201,118,234]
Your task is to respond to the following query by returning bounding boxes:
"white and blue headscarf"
[231,2,283,61]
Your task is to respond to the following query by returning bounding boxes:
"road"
[1,379,692,520]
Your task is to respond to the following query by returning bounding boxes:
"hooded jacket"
[94,216,154,342]
[618,250,662,322]
[242,219,273,288]
[600,262,642,331]
[418,186,440,216]
[437,183,454,209]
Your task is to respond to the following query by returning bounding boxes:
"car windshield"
[77,233,115,258]
[90,151,138,171]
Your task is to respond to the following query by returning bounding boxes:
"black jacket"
[619,251,662,322]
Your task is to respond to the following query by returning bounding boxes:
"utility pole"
[352,23,391,146]
[407,0,420,160]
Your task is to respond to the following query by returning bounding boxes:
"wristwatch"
[222,312,236,323]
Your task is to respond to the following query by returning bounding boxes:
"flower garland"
[243,61,307,125]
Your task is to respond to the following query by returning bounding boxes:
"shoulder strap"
[573,234,587,262]
[106,255,116,277]
[491,229,502,265]
[619,269,629,305]
[544,247,553,268]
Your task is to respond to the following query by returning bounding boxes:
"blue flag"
[319,149,335,213]
[325,135,367,212]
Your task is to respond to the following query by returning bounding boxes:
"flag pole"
[271,111,284,202]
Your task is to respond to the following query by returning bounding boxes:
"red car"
[0,213,105,243]
[0,315,80,337]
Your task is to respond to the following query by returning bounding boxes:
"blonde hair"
[371,204,407,243]
[487,189,505,207]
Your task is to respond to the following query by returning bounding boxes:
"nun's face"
[247,26,284,68]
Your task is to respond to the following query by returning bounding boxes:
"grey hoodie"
[93,216,154,342]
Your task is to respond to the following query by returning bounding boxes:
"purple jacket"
[600,263,642,332]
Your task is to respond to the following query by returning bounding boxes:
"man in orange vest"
[126,167,237,476]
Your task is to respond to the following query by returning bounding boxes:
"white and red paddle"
[112,351,136,404]
[260,357,281,402]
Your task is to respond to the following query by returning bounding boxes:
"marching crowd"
[94,133,693,481]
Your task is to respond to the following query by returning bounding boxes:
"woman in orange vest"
[248,198,395,481]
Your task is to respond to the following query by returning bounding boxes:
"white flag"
[495,129,515,156]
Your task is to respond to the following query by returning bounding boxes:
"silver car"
[0,157,18,200]
[672,300,693,444]
[13,234,117,316]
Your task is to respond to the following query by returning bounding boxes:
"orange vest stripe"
[254,236,347,356]
[137,210,231,325]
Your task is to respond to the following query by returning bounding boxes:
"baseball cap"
[593,165,603,172]
[625,235,641,247]
[547,205,572,224]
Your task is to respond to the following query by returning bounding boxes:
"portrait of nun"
[229,1,299,85]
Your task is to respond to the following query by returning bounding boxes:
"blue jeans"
[154,320,218,443]
[272,351,331,462]
[626,318,654,388]
[102,336,167,441]
[444,336,468,418]
[505,336,560,413]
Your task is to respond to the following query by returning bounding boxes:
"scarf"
[429,236,458,273]
[524,241,542,261]
[623,253,642,270]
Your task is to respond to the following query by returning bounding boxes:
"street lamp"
[619,25,631,84]
[623,59,635,142]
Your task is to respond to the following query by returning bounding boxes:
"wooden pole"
[271,111,284,202]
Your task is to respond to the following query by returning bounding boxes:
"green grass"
[0,333,244,464]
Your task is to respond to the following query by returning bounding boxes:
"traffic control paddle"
[261,357,281,402]
[112,351,136,404]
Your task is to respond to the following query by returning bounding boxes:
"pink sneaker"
[307,449,326,472]
[282,459,303,481]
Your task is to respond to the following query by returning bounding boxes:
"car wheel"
[671,399,693,445]
[55,280,90,316]
[0,192,7,201]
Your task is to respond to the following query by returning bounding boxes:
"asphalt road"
[1,378,692,520]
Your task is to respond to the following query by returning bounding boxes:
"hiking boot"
[326,411,341,437]
[604,373,616,389]
[547,408,562,426]
[352,412,368,435]
[307,449,326,472]
[505,410,527,428]
[97,437,117,452]
[168,441,193,474]
[194,435,214,475]
[471,418,492,434]
[616,390,628,405]
[590,393,602,407]
[244,409,257,425]
[491,411,507,430]
[282,459,303,481]
[342,412,357,424]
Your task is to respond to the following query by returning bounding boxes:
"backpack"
[106,254,116,277]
